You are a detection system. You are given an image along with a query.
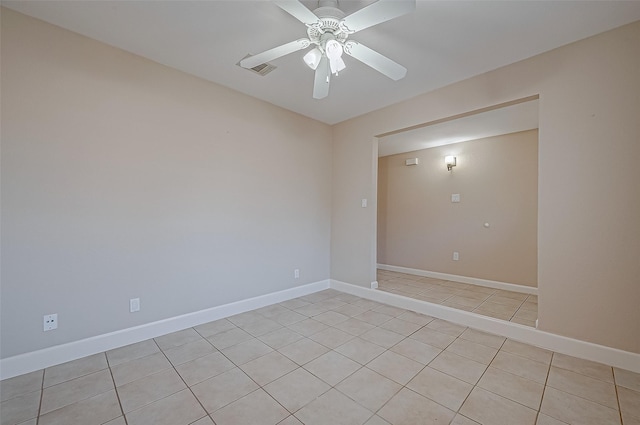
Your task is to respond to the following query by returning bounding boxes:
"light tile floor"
[2,289,638,425]
[377,269,538,327]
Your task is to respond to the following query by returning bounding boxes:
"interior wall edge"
[377,264,538,295]
[330,279,640,374]
[0,279,331,380]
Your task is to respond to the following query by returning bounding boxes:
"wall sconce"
[445,155,457,171]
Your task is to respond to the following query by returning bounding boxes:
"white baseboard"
[377,263,538,295]
[330,279,640,374]
[370,281,379,289]
[0,280,330,380]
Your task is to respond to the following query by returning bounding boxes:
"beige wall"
[332,21,640,353]
[0,9,332,358]
[378,130,538,287]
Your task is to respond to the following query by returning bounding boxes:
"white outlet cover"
[130,298,140,313]
[43,313,58,331]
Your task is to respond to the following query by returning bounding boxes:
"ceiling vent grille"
[238,54,276,76]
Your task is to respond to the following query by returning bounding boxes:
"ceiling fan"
[240,0,416,99]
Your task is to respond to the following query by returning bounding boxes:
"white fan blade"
[341,0,415,33]
[313,56,330,99]
[274,0,320,25]
[344,40,407,80]
[240,39,310,69]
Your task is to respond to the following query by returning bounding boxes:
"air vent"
[238,54,277,76]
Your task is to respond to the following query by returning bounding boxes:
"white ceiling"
[4,1,640,125]
[378,99,538,157]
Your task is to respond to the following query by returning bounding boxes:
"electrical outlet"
[294,269,300,279]
[43,314,58,331]
[130,298,140,313]
[453,251,459,261]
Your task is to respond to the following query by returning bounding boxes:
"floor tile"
[104,417,127,425]
[38,389,121,425]
[334,337,386,365]
[410,327,456,349]
[0,390,41,425]
[40,369,113,415]
[446,338,499,365]
[389,337,441,365]
[378,318,422,336]
[193,318,236,338]
[459,328,506,349]
[43,353,107,388]
[540,386,621,425]
[279,416,304,425]
[191,417,215,425]
[374,304,407,317]
[308,327,354,349]
[191,368,258,413]
[486,295,526,307]
[294,303,329,317]
[490,350,549,384]
[332,304,368,318]
[615,367,640,392]
[117,368,186,413]
[622,412,640,425]
[272,310,308,326]
[278,338,330,365]
[313,311,350,326]
[254,304,291,319]
[617,386,640,420]
[429,351,487,384]
[363,415,391,425]
[336,368,401,412]
[303,351,361,386]
[238,317,283,337]
[451,414,481,424]
[227,311,263,328]
[396,311,434,326]
[502,339,552,365]
[278,298,311,310]
[106,339,160,367]
[359,327,404,349]
[353,311,394,326]
[240,351,298,386]
[407,366,473,411]
[547,366,618,409]
[294,389,372,425]
[175,351,235,386]
[125,389,206,425]
[211,389,288,425]
[259,327,304,349]
[111,352,171,387]
[460,386,537,425]
[154,328,202,351]
[551,352,613,382]
[333,318,376,336]
[162,339,216,366]
[287,318,329,337]
[536,413,569,424]
[221,338,273,365]
[477,366,544,410]
[0,370,43,402]
[378,387,455,425]
[264,368,330,413]
[366,350,424,385]
[206,327,253,350]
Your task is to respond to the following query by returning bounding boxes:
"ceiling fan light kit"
[239,0,416,99]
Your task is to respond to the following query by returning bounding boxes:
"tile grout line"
[105,353,129,425]
[35,369,44,425]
